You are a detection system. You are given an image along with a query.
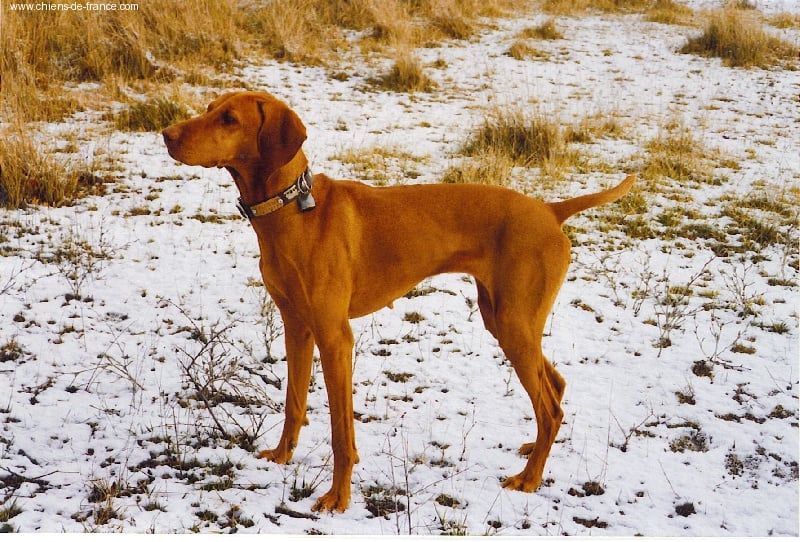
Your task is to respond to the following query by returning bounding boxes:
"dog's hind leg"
[492,239,569,492]
[495,313,565,492]
[476,281,498,339]
[517,360,566,456]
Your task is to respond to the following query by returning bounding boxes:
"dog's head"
[162,91,307,175]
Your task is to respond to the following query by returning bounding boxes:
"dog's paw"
[311,487,350,514]
[501,473,542,493]
[257,447,292,464]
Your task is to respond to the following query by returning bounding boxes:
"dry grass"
[681,7,798,68]
[565,112,627,143]
[645,0,696,26]
[518,19,564,40]
[642,129,709,184]
[2,0,518,208]
[637,118,734,189]
[768,12,800,29]
[109,97,191,132]
[2,0,517,122]
[370,46,438,93]
[454,106,625,182]
[333,145,426,184]
[506,41,550,61]
[462,107,567,168]
[0,130,107,209]
[441,149,515,186]
[542,0,651,15]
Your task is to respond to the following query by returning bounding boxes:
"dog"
[162,90,635,513]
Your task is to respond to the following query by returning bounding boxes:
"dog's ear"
[257,99,307,170]
[207,92,238,112]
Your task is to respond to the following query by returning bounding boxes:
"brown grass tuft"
[462,108,566,168]
[0,130,107,209]
[681,8,798,68]
[543,0,650,15]
[640,121,718,185]
[441,149,514,186]
[645,0,696,26]
[109,97,191,132]
[518,20,564,40]
[506,41,549,60]
[371,46,437,93]
[456,106,628,181]
[768,12,800,29]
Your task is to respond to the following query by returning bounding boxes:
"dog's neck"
[227,150,309,207]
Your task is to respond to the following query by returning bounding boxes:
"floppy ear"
[257,99,307,171]
[207,92,237,112]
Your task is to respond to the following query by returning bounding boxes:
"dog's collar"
[237,168,316,219]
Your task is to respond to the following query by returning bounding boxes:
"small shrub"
[423,0,511,40]
[573,516,609,528]
[435,493,461,508]
[720,203,783,248]
[692,359,714,379]
[195,509,218,522]
[334,145,424,183]
[384,371,414,383]
[564,112,626,143]
[623,215,655,240]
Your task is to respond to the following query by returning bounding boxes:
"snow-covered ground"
[1,0,797,535]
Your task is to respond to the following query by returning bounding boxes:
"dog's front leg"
[258,311,314,464]
[311,321,359,513]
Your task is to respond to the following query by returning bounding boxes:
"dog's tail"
[548,174,636,225]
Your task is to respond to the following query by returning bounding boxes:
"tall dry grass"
[447,105,626,184]
[542,0,651,15]
[645,0,695,26]
[0,131,105,208]
[3,0,514,120]
[1,0,516,208]
[680,7,798,68]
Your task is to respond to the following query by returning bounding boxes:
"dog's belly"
[346,248,485,319]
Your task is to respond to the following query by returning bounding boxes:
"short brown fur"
[163,91,635,513]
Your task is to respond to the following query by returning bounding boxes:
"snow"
[1,0,797,535]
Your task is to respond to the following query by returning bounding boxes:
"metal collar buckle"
[237,168,315,219]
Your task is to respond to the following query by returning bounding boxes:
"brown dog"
[162,90,635,513]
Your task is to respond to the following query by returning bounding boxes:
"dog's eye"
[221,111,238,126]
